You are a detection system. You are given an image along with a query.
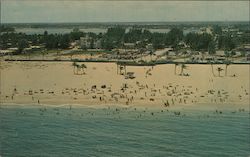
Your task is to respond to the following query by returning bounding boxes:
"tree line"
[0,25,247,54]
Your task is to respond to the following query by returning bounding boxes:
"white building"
[79,35,92,49]
[94,39,102,49]
[79,35,102,49]
[123,43,136,49]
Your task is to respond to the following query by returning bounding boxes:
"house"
[0,49,13,55]
[246,53,250,61]
[146,44,153,50]
[168,51,177,56]
[242,44,250,51]
[123,43,136,49]
[30,45,43,50]
[23,45,43,53]
[24,48,33,53]
[180,50,191,56]
[198,27,213,35]
[154,48,173,56]
[237,32,243,37]
[233,51,242,57]
[178,41,187,48]
[216,50,225,57]
[8,48,18,54]
[205,56,214,62]
[191,54,203,61]
[0,48,18,55]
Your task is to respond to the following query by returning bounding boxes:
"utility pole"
[0,0,2,27]
[0,0,2,109]
[0,0,1,40]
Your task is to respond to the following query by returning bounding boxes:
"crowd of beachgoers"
[1,61,249,112]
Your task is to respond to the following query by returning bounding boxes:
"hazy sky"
[1,0,249,23]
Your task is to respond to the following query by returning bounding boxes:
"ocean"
[0,104,249,157]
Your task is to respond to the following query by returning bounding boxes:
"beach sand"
[0,61,249,110]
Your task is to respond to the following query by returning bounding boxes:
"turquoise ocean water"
[0,104,249,157]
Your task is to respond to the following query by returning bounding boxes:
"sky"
[1,0,249,23]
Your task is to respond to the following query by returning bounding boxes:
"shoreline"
[3,58,250,65]
[1,102,248,112]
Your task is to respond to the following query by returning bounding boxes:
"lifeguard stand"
[117,62,127,75]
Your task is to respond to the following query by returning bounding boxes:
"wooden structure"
[116,62,127,75]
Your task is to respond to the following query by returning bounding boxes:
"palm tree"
[76,64,81,75]
[124,65,127,75]
[165,51,169,61]
[42,51,45,60]
[180,64,187,76]
[211,64,215,77]
[117,64,119,74]
[174,63,179,75]
[120,65,126,75]
[72,62,77,74]
[149,50,153,62]
[80,63,87,74]
[139,48,144,61]
[27,53,31,60]
[225,62,231,76]
[224,51,230,61]
[56,50,62,60]
[116,51,120,60]
[90,53,93,60]
[217,67,224,77]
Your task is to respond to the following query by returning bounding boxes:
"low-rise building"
[0,49,13,55]
[79,35,92,49]
[216,50,225,57]
[146,44,153,50]
[123,43,136,49]
[78,36,102,49]
[94,39,102,49]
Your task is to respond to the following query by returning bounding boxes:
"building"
[123,43,136,49]
[216,50,226,57]
[242,44,250,51]
[94,39,102,49]
[247,54,250,61]
[0,49,14,56]
[198,27,213,35]
[79,35,92,49]
[146,44,153,50]
[78,36,102,49]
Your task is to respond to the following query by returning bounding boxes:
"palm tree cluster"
[211,62,231,77]
[217,67,224,77]
[72,62,87,75]
[174,63,189,76]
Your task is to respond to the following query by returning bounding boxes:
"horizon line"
[2,21,249,24]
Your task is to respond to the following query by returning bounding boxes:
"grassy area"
[62,50,113,56]
[21,49,61,56]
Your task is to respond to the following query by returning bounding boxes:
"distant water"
[149,29,197,35]
[0,104,249,157]
[15,28,107,35]
[15,28,198,35]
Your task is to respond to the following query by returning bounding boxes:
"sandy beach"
[0,61,249,110]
